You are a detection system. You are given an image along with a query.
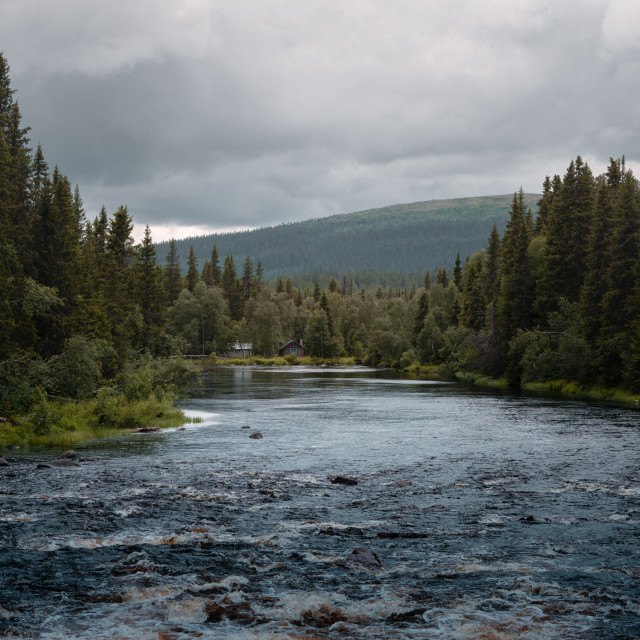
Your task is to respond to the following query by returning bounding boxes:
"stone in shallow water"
[331,476,358,486]
[345,547,382,567]
[57,450,85,461]
[0,457,8,467]
[37,459,81,469]
[249,431,263,439]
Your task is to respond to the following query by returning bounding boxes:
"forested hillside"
[157,194,539,282]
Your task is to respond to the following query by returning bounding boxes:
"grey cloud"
[3,1,640,237]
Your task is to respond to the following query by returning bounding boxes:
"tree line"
[428,156,640,391]
[2,45,639,428]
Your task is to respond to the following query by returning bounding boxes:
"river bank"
[0,357,203,448]
[454,370,640,405]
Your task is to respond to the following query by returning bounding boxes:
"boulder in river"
[345,547,382,567]
[37,459,81,469]
[130,427,160,433]
[0,457,8,467]
[58,450,85,462]
[249,431,263,439]
[331,476,358,486]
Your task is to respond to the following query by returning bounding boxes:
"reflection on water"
[1,366,640,638]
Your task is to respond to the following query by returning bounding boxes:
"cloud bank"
[2,0,639,239]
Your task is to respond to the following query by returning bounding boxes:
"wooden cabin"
[278,340,306,358]
[227,341,253,358]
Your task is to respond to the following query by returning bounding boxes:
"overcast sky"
[2,0,639,241]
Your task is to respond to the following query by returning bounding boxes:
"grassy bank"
[210,355,358,367]
[0,391,191,448]
[0,356,203,447]
[454,370,640,405]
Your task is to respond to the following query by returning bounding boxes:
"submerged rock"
[331,476,358,486]
[37,459,81,469]
[205,601,255,623]
[393,479,413,487]
[0,457,8,467]
[130,427,160,433]
[345,547,382,567]
[249,431,263,439]
[58,450,85,462]
[241,425,251,429]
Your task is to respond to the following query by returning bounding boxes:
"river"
[1,366,640,639]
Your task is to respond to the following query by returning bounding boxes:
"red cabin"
[278,340,306,357]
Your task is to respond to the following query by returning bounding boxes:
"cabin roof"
[230,341,252,350]
[278,340,303,351]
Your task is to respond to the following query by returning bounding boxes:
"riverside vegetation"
[1,50,640,446]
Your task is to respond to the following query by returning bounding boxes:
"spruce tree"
[164,239,182,303]
[210,244,221,285]
[201,259,215,286]
[534,175,553,235]
[103,205,135,342]
[186,245,199,292]
[412,291,429,345]
[453,253,462,289]
[134,226,166,344]
[595,169,640,384]
[459,262,485,331]
[482,225,501,308]
[580,175,614,351]
[221,254,241,319]
[241,256,254,299]
[536,157,594,320]
[497,190,533,347]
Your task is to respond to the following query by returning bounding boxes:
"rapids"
[1,366,640,638]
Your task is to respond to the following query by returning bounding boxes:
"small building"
[278,340,306,358]
[227,341,253,358]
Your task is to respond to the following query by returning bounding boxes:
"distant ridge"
[156,193,539,285]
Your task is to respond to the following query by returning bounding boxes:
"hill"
[156,194,540,287]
